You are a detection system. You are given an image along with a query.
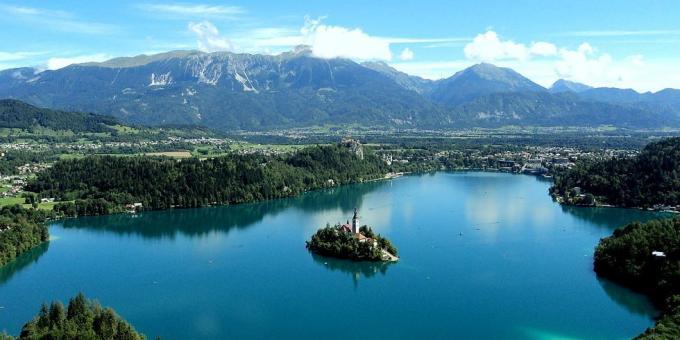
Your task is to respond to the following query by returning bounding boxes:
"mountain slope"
[0,48,444,130]
[361,61,434,94]
[0,99,119,133]
[429,63,546,106]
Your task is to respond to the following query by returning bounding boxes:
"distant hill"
[428,63,545,106]
[1,48,680,130]
[454,91,668,128]
[549,79,592,93]
[0,99,119,133]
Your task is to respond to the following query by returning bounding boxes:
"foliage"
[551,137,680,208]
[0,205,50,266]
[594,218,680,338]
[17,293,145,339]
[0,99,118,133]
[28,144,387,217]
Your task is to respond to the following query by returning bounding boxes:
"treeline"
[13,293,144,339]
[306,225,397,261]
[0,205,50,266]
[27,144,387,216]
[594,218,680,338]
[551,137,680,208]
[0,99,118,133]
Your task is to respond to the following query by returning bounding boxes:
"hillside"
[551,137,680,208]
[0,99,119,133]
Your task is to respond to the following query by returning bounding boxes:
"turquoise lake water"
[0,172,670,339]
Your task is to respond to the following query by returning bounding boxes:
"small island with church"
[306,209,399,262]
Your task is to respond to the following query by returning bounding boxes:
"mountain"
[0,49,679,130]
[361,61,434,94]
[428,63,546,106]
[549,79,592,93]
[0,99,119,133]
[0,47,443,130]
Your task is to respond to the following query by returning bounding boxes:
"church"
[338,209,376,245]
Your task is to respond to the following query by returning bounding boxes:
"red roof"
[339,224,352,233]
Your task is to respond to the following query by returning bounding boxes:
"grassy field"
[0,197,25,206]
[0,196,59,210]
[145,151,193,158]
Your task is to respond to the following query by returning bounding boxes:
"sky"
[1,0,680,92]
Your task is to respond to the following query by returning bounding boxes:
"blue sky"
[1,0,680,91]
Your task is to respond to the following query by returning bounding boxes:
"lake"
[0,172,670,339]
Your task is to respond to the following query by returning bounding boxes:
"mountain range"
[1,46,679,130]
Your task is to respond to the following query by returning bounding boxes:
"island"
[306,209,398,262]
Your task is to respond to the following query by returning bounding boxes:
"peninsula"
[306,209,398,262]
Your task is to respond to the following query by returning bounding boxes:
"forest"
[0,99,119,133]
[27,144,388,216]
[306,225,397,261]
[551,137,680,208]
[594,217,680,338]
[8,293,145,339]
[0,205,50,267]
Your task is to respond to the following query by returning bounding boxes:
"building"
[336,209,378,247]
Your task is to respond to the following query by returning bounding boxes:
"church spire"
[352,208,359,234]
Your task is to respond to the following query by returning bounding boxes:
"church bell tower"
[352,208,359,234]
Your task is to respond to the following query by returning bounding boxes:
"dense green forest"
[551,137,680,208]
[306,225,397,261]
[11,293,145,339]
[0,99,119,133]
[594,218,680,338]
[0,205,50,266]
[27,144,387,216]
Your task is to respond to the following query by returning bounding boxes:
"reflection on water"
[560,205,672,231]
[0,242,49,285]
[310,253,392,288]
[597,277,659,318]
[59,180,387,239]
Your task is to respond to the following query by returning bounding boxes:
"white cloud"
[138,3,243,19]
[399,48,414,61]
[464,31,558,62]
[530,42,557,56]
[301,17,392,61]
[553,43,645,88]
[188,21,232,52]
[46,54,110,70]
[464,31,529,62]
[0,51,45,62]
